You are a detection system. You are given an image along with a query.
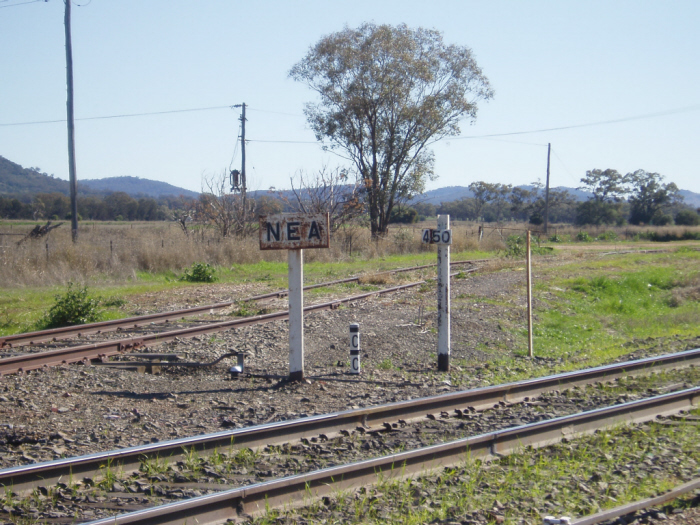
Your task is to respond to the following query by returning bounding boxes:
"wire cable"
[0,104,236,127]
[246,107,304,118]
[452,104,700,140]
[247,139,318,144]
[0,0,43,8]
[550,148,576,180]
[228,122,242,172]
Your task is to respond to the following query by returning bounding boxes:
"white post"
[288,249,304,380]
[437,215,451,371]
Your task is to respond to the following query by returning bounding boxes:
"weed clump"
[232,301,269,317]
[179,262,217,283]
[505,235,553,257]
[41,283,102,328]
[596,230,618,241]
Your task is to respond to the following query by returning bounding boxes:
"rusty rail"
[83,387,700,525]
[0,268,479,376]
[1,347,699,496]
[0,259,488,349]
[570,477,700,525]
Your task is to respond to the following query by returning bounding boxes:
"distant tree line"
[400,171,699,227]
[0,192,181,221]
[398,181,578,224]
[3,169,698,230]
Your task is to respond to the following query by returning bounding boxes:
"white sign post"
[288,249,304,380]
[259,213,330,380]
[422,215,452,371]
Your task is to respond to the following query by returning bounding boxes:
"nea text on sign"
[259,213,330,250]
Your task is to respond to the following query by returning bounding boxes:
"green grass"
[0,249,489,337]
[447,250,700,387]
[252,420,700,524]
[534,252,700,357]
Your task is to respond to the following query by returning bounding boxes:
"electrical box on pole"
[230,103,247,194]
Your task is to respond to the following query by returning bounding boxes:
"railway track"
[0,275,476,376]
[78,386,700,525]
[1,348,699,513]
[0,259,488,350]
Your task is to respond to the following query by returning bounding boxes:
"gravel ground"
[0,259,699,524]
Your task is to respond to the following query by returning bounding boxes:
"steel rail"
[0,259,487,349]
[0,266,482,376]
[2,347,699,496]
[570,477,700,525]
[83,387,700,525]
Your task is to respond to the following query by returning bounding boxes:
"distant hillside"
[0,155,199,199]
[679,190,700,208]
[0,155,70,195]
[80,176,199,199]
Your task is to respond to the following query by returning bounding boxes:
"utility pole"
[543,142,551,235]
[231,103,247,196]
[64,0,79,242]
[240,102,246,197]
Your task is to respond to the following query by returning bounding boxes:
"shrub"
[505,235,525,258]
[389,207,418,224]
[576,231,592,242]
[528,213,544,226]
[41,283,102,328]
[179,262,217,283]
[506,234,553,257]
[596,231,618,241]
[635,231,700,242]
[651,212,673,226]
[675,209,700,226]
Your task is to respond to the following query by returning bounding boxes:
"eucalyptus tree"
[290,23,493,236]
[576,168,629,225]
[627,170,681,225]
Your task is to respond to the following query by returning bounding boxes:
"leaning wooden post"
[526,230,534,358]
[288,249,304,381]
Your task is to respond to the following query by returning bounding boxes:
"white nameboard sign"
[259,213,330,250]
[258,212,331,381]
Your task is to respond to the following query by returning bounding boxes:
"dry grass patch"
[358,272,396,286]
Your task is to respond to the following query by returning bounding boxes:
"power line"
[550,148,575,180]
[248,103,700,144]
[246,107,304,118]
[247,139,318,144]
[4,102,699,143]
[460,136,549,147]
[452,104,700,140]
[0,104,237,127]
[0,0,44,8]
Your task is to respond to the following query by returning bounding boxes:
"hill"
[679,190,700,208]
[0,156,70,195]
[80,176,199,199]
[0,156,198,198]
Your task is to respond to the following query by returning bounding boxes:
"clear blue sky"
[2,0,699,195]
